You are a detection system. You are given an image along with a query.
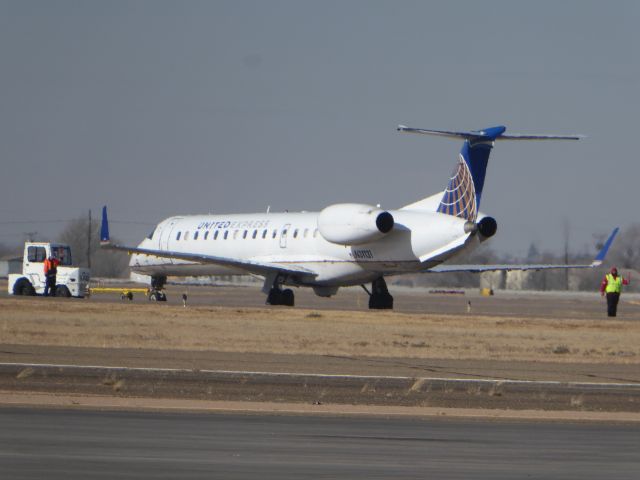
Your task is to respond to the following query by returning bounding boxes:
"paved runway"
[1,407,638,479]
[85,283,640,319]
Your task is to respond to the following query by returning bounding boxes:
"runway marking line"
[2,362,640,389]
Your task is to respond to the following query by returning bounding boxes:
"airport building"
[0,255,22,278]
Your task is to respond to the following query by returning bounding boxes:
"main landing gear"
[148,275,167,302]
[264,274,294,306]
[362,277,394,310]
[266,287,295,306]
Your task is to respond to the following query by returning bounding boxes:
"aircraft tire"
[149,291,168,302]
[282,289,295,307]
[368,293,393,310]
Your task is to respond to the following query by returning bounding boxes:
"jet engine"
[464,216,497,241]
[477,216,497,238]
[318,203,394,246]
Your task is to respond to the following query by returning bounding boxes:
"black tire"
[13,278,35,296]
[149,291,167,302]
[266,288,281,305]
[369,293,393,310]
[282,289,295,307]
[55,285,71,298]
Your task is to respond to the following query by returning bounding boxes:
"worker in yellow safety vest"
[599,267,629,317]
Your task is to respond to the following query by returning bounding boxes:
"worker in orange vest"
[599,267,630,317]
[43,255,60,297]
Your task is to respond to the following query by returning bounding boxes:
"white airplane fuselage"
[102,124,597,308]
[130,208,475,290]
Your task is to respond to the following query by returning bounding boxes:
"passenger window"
[243,230,248,239]
[252,230,257,239]
[293,229,298,238]
[262,229,267,239]
[204,231,209,240]
[304,228,309,238]
[224,231,228,240]
[176,231,181,241]
[185,231,190,241]
[233,230,239,239]
[194,231,199,240]
[272,230,277,239]
[214,231,219,240]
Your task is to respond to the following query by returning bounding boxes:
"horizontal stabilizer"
[397,125,583,141]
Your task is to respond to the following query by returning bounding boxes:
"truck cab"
[8,242,90,297]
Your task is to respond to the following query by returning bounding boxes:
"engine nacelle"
[318,203,394,246]
[478,216,497,238]
[463,216,497,241]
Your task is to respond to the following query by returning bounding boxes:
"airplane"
[100,125,618,309]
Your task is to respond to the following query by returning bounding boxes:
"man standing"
[43,255,59,297]
[600,267,629,317]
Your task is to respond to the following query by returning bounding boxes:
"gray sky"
[1,0,638,256]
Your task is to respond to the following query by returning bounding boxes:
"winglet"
[100,206,110,245]
[591,227,619,266]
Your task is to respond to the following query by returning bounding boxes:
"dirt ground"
[1,283,639,365]
[2,282,640,418]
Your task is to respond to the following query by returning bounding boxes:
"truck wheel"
[14,278,35,296]
[56,285,71,298]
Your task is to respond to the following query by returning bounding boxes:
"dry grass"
[0,296,639,364]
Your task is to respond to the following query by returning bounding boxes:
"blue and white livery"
[101,125,614,308]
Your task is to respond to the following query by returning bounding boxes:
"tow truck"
[7,242,90,298]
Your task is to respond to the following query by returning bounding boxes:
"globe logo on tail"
[437,154,477,221]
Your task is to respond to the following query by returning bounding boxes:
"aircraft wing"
[428,228,618,274]
[103,242,317,279]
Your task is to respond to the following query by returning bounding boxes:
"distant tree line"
[57,216,129,278]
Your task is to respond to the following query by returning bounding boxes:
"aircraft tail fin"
[398,125,582,220]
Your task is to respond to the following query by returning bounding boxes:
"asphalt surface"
[2,344,639,384]
[1,407,638,480]
[84,282,640,319]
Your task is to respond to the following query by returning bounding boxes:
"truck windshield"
[53,246,72,266]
